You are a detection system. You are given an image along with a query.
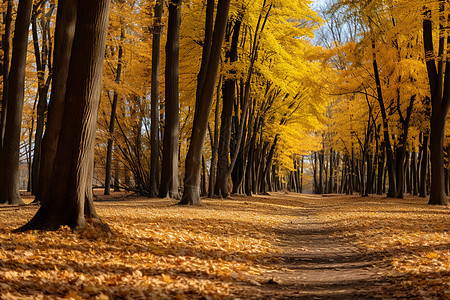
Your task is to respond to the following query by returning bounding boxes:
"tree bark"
[159,0,181,199]
[179,0,231,205]
[18,0,111,231]
[31,2,54,196]
[149,0,164,198]
[419,133,429,197]
[300,156,304,193]
[36,0,77,203]
[0,0,13,148]
[104,22,125,195]
[372,43,397,197]
[429,111,448,204]
[412,150,418,195]
[215,14,242,197]
[423,7,449,205]
[260,135,278,194]
[0,0,33,205]
[208,76,221,197]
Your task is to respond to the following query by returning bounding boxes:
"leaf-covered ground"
[317,195,450,299]
[0,192,448,299]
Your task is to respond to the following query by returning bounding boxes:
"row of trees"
[311,0,450,205]
[0,0,446,232]
[94,0,326,204]
[0,0,328,231]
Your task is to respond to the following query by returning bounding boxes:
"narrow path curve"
[246,194,385,299]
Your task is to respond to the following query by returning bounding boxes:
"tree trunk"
[36,0,77,203]
[201,154,207,196]
[419,134,429,197]
[0,0,13,148]
[215,14,242,197]
[366,152,373,196]
[0,0,33,205]
[31,3,54,196]
[372,40,397,197]
[313,152,318,193]
[215,78,235,196]
[412,150,418,195]
[429,113,448,204]
[423,8,449,205]
[149,0,164,198]
[208,77,221,197]
[260,135,278,194]
[360,152,366,197]
[300,156,304,193]
[114,157,120,191]
[104,23,125,195]
[377,144,385,195]
[160,0,181,199]
[179,0,231,205]
[318,150,324,194]
[18,0,111,231]
[405,151,411,194]
[327,148,334,193]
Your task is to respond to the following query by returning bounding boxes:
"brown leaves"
[0,194,298,299]
[318,195,450,299]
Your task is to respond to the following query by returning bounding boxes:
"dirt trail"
[247,194,384,299]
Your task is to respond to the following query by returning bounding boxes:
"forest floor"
[0,191,448,299]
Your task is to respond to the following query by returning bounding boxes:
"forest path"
[246,193,384,299]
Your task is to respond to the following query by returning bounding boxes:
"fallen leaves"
[0,193,299,299]
[0,193,448,299]
[318,195,450,299]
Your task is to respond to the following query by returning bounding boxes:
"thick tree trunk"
[18,0,111,231]
[0,0,13,147]
[160,0,181,199]
[104,24,124,195]
[423,8,449,205]
[179,0,231,205]
[429,114,448,204]
[0,0,33,205]
[149,0,163,198]
[36,0,77,203]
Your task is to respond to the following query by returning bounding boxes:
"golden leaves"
[318,195,450,299]
[0,195,298,299]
